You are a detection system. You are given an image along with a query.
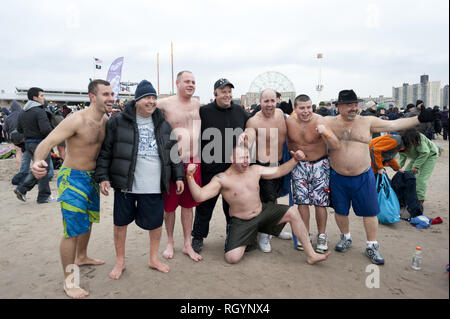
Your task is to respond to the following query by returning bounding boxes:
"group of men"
[25,72,434,298]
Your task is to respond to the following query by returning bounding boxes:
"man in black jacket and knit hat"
[94,80,185,279]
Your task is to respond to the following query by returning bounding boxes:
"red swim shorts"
[163,157,202,212]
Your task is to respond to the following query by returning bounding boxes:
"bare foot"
[149,259,170,273]
[75,256,105,266]
[63,282,89,299]
[109,263,126,280]
[307,251,331,265]
[162,243,174,259]
[182,246,203,262]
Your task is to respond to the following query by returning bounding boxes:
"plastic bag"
[376,173,400,224]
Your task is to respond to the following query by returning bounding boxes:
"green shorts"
[224,202,288,252]
[57,165,100,238]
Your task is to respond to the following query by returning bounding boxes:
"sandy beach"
[0,138,448,300]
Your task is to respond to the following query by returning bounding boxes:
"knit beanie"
[135,80,157,101]
[376,102,386,110]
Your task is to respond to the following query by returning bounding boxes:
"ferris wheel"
[248,71,295,93]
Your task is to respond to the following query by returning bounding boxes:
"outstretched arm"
[370,107,434,133]
[370,116,419,133]
[186,164,222,202]
[260,150,305,180]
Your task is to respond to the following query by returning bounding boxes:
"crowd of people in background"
[0,82,446,299]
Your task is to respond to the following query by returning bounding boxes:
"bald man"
[240,89,291,252]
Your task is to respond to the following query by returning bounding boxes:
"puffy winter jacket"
[369,134,405,172]
[94,100,184,194]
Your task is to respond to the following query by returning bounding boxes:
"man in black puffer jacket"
[94,80,185,278]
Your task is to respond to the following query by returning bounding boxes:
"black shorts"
[113,190,164,230]
[256,161,284,203]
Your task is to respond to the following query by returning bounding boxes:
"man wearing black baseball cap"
[191,78,249,253]
[321,89,434,265]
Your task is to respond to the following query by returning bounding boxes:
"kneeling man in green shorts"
[31,80,114,299]
[186,143,330,265]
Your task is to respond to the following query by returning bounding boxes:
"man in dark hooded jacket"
[3,101,23,167]
[14,87,54,203]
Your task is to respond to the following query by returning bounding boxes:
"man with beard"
[322,89,434,265]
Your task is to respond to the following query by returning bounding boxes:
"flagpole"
[157,52,160,96]
[171,42,174,95]
[93,56,96,80]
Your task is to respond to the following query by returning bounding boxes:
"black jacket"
[316,106,330,117]
[17,100,52,140]
[200,101,249,175]
[94,101,184,194]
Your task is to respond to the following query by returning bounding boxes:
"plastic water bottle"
[411,246,422,270]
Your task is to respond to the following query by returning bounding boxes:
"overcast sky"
[0,0,448,104]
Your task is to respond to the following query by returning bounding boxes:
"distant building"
[392,75,443,108]
[441,85,449,107]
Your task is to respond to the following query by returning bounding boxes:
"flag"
[317,53,323,59]
[106,57,124,100]
[94,57,103,63]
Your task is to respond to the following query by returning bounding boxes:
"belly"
[329,141,371,176]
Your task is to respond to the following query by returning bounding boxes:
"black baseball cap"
[214,78,234,90]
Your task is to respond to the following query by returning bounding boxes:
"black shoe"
[192,238,203,253]
[37,195,56,204]
[14,188,26,202]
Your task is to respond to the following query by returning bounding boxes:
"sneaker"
[315,233,328,253]
[295,233,312,251]
[278,231,292,240]
[37,195,57,204]
[192,238,203,253]
[258,233,272,253]
[335,234,352,252]
[14,188,26,202]
[365,243,385,265]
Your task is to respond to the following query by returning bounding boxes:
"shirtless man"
[31,79,114,298]
[322,89,434,265]
[286,94,340,253]
[157,70,202,262]
[241,89,291,252]
[186,144,330,265]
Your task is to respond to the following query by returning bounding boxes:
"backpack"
[46,108,64,129]
[10,129,24,146]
